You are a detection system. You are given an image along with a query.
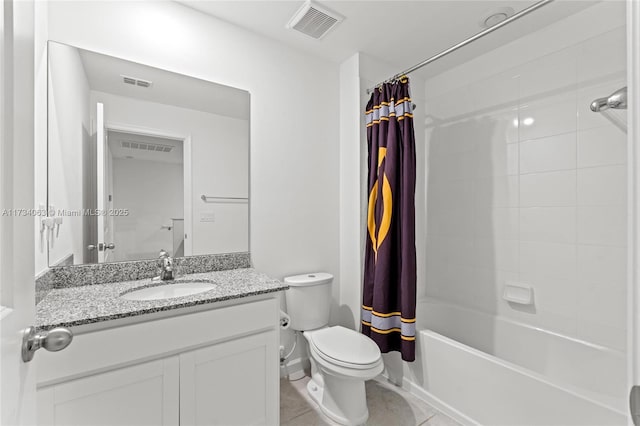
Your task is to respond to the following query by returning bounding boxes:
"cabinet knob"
[22,326,73,362]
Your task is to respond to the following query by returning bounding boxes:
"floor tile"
[421,413,462,426]
[280,375,460,426]
[281,379,314,423]
[365,380,437,425]
[282,409,330,426]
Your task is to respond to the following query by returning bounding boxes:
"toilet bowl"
[303,326,383,425]
[284,273,383,425]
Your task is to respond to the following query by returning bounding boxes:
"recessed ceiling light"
[480,7,515,29]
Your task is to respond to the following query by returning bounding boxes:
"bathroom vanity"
[34,40,282,425]
[34,268,287,426]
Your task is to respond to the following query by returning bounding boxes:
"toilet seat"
[307,326,382,370]
[303,325,384,425]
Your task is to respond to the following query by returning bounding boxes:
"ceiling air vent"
[121,75,153,88]
[286,1,343,40]
[121,140,173,153]
[136,79,152,88]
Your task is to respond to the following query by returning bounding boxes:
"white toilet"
[284,273,383,426]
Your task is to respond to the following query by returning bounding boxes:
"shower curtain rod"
[366,0,554,94]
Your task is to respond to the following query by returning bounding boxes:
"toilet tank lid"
[284,272,333,287]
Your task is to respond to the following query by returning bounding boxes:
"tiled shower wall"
[424,20,627,351]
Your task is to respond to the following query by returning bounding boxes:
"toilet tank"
[284,273,333,331]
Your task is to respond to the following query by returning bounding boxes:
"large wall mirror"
[47,41,250,266]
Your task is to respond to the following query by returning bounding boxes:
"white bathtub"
[412,299,627,425]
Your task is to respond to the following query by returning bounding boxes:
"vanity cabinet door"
[37,356,179,426]
[180,330,279,426]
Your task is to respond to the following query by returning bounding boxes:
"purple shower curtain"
[361,77,417,362]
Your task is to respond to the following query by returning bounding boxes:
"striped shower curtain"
[361,77,417,362]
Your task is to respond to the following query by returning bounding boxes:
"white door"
[0,0,37,424]
[629,1,640,424]
[95,102,116,263]
[96,102,107,263]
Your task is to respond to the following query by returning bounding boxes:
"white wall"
[47,41,90,267]
[337,53,362,331]
[42,1,340,371]
[91,90,249,255]
[111,158,183,261]
[43,0,340,284]
[422,1,627,352]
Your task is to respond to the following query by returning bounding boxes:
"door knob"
[22,326,73,362]
[631,385,640,426]
[87,243,115,251]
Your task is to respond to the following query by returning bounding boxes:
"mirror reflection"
[47,41,250,266]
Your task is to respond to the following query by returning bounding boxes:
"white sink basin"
[121,280,217,301]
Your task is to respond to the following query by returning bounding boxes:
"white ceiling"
[177,0,598,79]
[78,48,250,120]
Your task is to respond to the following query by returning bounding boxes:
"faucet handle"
[158,249,174,280]
[158,249,169,269]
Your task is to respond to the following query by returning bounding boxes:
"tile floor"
[280,376,461,426]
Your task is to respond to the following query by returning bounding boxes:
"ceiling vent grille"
[121,75,153,88]
[286,1,343,40]
[121,140,173,153]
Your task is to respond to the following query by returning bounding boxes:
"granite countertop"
[36,268,287,330]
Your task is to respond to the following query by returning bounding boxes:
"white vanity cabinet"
[180,332,278,426]
[36,297,280,426]
[37,357,180,426]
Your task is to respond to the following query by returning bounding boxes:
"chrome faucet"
[158,249,174,280]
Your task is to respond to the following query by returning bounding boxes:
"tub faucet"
[158,249,174,280]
